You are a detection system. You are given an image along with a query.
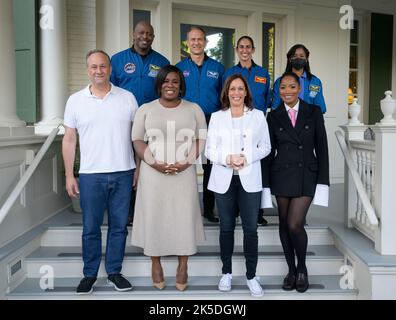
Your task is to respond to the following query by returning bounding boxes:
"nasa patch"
[124,63,136,74]
[183,70,190,77]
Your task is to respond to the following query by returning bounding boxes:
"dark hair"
[221,74,253,110]
[186,26,207,41]
[86,49,111,66]
[155,65,186,98]
[236,36,255,49]
[279,72,301,86]
[285,44,312,80]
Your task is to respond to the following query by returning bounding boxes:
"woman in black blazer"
[262,72,329,292]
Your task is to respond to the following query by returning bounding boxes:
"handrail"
[335,130,379,226]
[0,126,62,225]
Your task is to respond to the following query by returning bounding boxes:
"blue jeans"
[215,175,261,280]
[79,169,133,277]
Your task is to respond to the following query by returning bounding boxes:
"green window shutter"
[369,13,394,125]
[13,0,38,123]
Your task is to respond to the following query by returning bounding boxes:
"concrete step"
[25,245,344,278]
[40,224,334,247]
[7,275,357,300]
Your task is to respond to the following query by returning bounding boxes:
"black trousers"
[202,162,215,213]
[215,176,261,279]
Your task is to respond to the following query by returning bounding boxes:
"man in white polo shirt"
[62,49,138,295]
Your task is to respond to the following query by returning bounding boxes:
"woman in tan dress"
[131,65,206,291]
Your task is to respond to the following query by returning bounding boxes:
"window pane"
[350,20,359,44]
[350,45,358,69]
[349,71,358,94]
[180,24,235,68]
[263,22,275,86]
[133,10,151,29]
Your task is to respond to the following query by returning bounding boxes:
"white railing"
[0,126,61,225]
[340,92,396,254]
[336,132,378,240]
[335,131,379,237]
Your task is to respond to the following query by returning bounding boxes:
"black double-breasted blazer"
[261,100,329,197]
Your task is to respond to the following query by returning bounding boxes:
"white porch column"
[372,125,396,255]
[35,0,68,135]
[247,11,263,65]
[0,0,25,131]
[96,0,130,57]
[153,0,172,61]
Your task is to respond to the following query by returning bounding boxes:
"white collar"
[84,83,116,98]
[285,100,300,113]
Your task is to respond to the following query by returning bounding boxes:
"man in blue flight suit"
[110,20,170,106]
[110,21,169,224]
[176,26,225,223]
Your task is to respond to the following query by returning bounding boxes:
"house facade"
[1,0,396,300]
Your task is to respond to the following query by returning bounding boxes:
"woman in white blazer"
[205,74,271,297]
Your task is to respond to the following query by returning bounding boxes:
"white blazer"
[205,108,271,194]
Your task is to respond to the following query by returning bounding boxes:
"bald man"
[110,21,169,106]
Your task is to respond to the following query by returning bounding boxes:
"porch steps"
[6,220,358,299]
[8,275,357,300]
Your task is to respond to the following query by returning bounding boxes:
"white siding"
[393,17,396,110]
[295,3,350,183]
[66,0,96,95]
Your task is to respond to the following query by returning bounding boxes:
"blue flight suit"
[110,47,169,106]
[176,55,224,116]
[223,62,271,113]
[272,73,326,113]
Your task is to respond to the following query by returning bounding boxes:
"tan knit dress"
[131,99,206,256]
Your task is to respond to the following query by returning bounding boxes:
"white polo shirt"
[64,84,138,174]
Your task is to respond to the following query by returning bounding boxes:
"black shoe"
[76,277,97,295]
[204,211,219,223]
[295,273,309,293]
[257,215,268,226]
[282,273,296,291]
[107,274,133,292]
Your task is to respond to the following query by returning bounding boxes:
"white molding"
[369,266,396,275]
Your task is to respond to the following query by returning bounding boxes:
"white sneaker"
[246,277,264,297]
[218,273,232,292]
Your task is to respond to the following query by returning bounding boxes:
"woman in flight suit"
[272,44,326,114]
[262,72,329,292]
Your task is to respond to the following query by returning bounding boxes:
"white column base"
[34,118,64,136]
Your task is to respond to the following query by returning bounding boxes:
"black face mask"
[290,58,307,71]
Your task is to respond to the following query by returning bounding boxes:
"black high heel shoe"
[282,273,296,291]
[295,273,309,293]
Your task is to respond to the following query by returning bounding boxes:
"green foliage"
[208,34,223,62]
[268,26,275,87]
